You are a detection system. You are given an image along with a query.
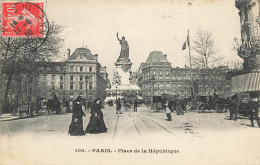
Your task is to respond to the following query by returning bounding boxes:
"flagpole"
[188,30,193,97]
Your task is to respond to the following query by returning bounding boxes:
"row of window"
[50,75,93,82]
[143,69,225,80]
[143,90,190,96]
[143,70,170,79]
[142,89,224,96]
[48,82,93,90]
[142,82,191,88]
[69,66,93,72]
[142,82,230,90]
[143,75,224,81]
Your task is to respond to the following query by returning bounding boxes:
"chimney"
[104,66,106,72]
[67,49,70,59]
[164,54,167,58]
[93,54,98,60]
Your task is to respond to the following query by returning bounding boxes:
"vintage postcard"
[0,0,260,164]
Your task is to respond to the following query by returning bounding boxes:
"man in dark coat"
[229,95,239,120]
[248,97,260,127]
[116,98,122,114]
[53,95,61,114]
[133,98,138,112]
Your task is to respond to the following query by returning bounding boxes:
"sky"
[45,0,242,79]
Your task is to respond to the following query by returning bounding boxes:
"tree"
[0,22,65,113]
[192,29,220,68]
[22,22,65,100]
[192,29,222,94]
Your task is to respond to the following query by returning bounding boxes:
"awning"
[137,96,143,100]
[106,84,140,92]
[231,72,260,93]
[104,96,123,102]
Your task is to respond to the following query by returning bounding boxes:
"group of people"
[68,96,107,136]
[68,93,260,136]
[115,98,138,114]
[161,95,185,121]
[228,95,260,127]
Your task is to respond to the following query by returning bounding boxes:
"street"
[0,105,260,165]
[0,105,258,138]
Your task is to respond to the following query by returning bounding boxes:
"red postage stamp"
[1,2,45,37]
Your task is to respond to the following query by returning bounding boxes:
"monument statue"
[115,32,132,72]
[105,32,140,100]
[117,32,129,59]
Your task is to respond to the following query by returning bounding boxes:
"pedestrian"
[229,95,238,120]
[85,98,107,134]
[53,95,61,114]
[176,95,184,115]
[165,99,172,121]
[67,99,73,113]
[68,96,86,136]
[248,97,260,127]
[161,95,167,110]
[134,98,138,112]
[116,98,122,114]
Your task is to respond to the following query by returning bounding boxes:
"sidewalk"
[0,112,44,122]
[0,113,19,122]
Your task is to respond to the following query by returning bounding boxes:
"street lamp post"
[151,76,155,98]
[151,76,155,106]
[85,75,89,110]
[63,70,66,106]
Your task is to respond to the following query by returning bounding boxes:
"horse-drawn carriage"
[150,94,178,112]
[46,98,61,114]
[18,101,34,117]
[214,97,229,112]
[150,96,164,112]
[195,95,228,113]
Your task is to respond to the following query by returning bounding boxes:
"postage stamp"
[1,2,45,37]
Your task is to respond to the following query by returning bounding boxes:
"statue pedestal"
[105,58,140,102]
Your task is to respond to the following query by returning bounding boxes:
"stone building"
[138,51,232,98]
[38,47,109,100]
[230,0,260,94]
[137,51,172,98]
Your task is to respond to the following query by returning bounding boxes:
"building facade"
[138,51,232,98]
[230,0,260,94]
[138,51,172,98]
[38,47,109,100]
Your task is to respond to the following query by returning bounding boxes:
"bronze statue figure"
[117,32,129,58]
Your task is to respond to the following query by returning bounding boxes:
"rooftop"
[146,51,170,64]
[67,48,95,61]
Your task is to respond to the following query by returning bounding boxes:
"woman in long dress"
[86,98,107,134]
[68,96,86,136]
[165,99,172,121]
[176,98,184,115]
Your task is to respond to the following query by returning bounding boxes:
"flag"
[182,33,189,50]
[182,41,186,50]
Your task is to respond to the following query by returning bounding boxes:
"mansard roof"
[146,51,169,64]
[66,48,95,61]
